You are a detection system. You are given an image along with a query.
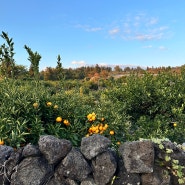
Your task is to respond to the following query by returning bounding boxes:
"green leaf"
[166,148,173,154]
[178,178,185,184]
[165,155,171,162]
[159,143,164,149]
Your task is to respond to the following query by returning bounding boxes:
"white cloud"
[158,46,168,51]
[147,17,158,25]
[75,13,171,42]
[85,27,102,32]
[75,24,102,32]
[143,45,153,48]
[98,63,107,66]
[71,60,86,66]
[159,26,168,31]
[107,13,170,41]
[133,32,163,41]
[109,28,120,35]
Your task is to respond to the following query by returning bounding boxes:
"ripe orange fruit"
[47,102,52,106]
[99,125,103,131]
[101,117,105,122]
[56,116,62,122]
[91,116,96,121]
[109,130,115,135]
[33,102,39,108]
[63,119,70,126]
[91,126,97,132]
[0,139,4,145]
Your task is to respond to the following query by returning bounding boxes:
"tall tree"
[56,54,63,80]
[0,31,15,78]
[24,45,41,81]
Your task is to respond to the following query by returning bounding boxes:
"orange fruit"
[101,117,105,122]
[109,130,115,135]
[56,116,62,122]
[0,139,4,145]
[63,119,70,126]
[33,102,39,108]
[99,125,103,131]
[91,116,96,121]
[91,126,97,132]
[47,102,52,106]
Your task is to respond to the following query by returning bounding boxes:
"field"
[0,71,185,148]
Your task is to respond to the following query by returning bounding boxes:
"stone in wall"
[47,177,79,185]
[81,177,96,185]
[141,165,171,185]
[56,147,92,182]
[0,145,14,165]
[0,145,14,185]
[91,149,117,185]
[112,156,141,185]
[154,141,185,167]
[22,143,41,157]
[80,134,111,160]
[11,156,54,185]
[38,135,72,164]
[154,141,185,185]
[119,140,154,173]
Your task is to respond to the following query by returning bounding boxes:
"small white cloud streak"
[109,28,120,35]
[71,60,86,66]
[143,45,153,48]
[147,17,158,25]
[133,32,164,41]
[159,26,168,31]
[75,24,102,32]
[98,63,107,66]
[158,46,168,50]
[85,27,102,32]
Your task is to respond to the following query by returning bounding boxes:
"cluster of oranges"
[33,101,59,109]
[87,123,109,136]
[56,116,70,126]
[86,112,115,137]
[46,102,58,109]
[33,101,70,126]
[87,112,96,122]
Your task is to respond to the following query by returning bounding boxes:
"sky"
[0,0,185,70]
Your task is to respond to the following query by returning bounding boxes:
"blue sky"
[0,0,185,70]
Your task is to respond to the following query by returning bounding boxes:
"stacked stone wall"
[0,134,184,185]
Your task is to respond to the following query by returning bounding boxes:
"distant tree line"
[0,31,183,81]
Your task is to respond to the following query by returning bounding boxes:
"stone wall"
[0,134,185,185]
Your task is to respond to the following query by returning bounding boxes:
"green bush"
[0,71,184,148]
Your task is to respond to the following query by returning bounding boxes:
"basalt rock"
[119,140,154,173]
[91,149,117,185]
[38,135,72,164]
[80,134,111,160]
[56,147,92,182]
